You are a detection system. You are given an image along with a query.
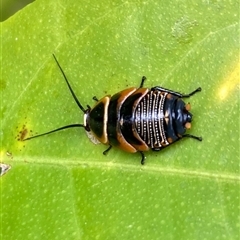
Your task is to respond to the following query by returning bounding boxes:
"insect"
[24,54,202,164]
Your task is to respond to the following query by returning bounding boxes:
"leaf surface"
[1,0,239,239]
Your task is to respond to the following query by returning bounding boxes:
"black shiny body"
[87,78,202,164]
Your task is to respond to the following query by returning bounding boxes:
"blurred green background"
[1,0,34,22]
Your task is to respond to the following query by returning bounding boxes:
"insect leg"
[182,134,202,141]
[92,96,99,102]
[103,145,112,155]
[140,151,146,165]
[151,86,201,98]
[181,87,202,98]
[139,76,147,88]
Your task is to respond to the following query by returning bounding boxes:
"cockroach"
[24,54,202,164]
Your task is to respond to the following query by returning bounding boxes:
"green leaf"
[1,0,239,239]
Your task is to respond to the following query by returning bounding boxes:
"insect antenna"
[52,54,87,113]
[23,124,85,141]
[23,54,88,141]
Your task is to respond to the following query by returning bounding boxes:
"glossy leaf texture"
[1,0,239,239]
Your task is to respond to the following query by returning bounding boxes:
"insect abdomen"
[134,90,169,150]
[132,89,193,151]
